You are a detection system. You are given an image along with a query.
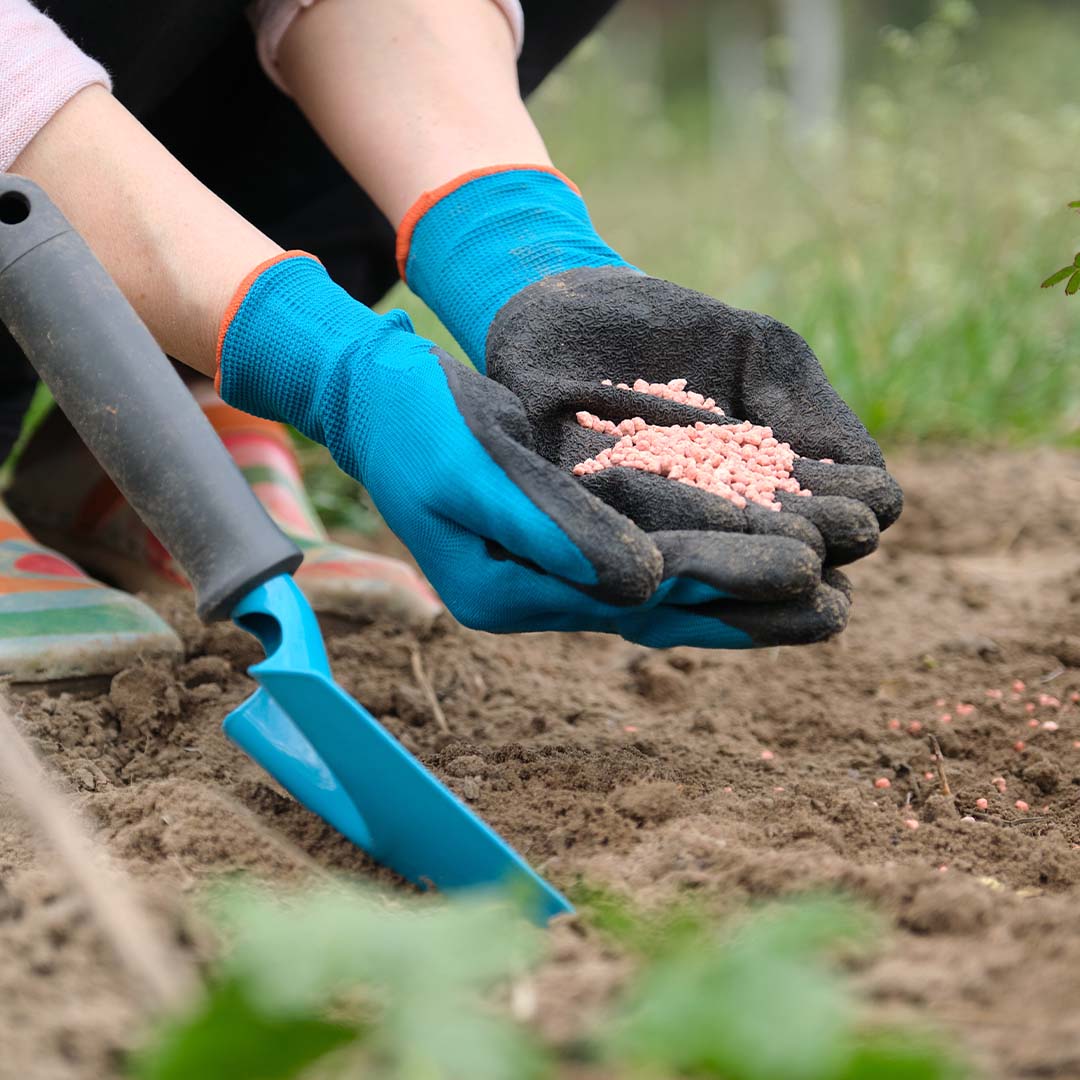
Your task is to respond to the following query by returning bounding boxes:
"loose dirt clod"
[572,378,813,510]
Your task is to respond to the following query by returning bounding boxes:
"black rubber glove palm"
[485,268,903,568]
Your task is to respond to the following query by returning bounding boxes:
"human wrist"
[396,166,633,369]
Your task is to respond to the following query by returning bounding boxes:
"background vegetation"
[382,0,1080,448]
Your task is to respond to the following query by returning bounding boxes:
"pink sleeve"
[0,0,111,173]
[248,0,525,95]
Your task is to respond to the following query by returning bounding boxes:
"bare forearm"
[278,0,550,225]
[12,85,280,373]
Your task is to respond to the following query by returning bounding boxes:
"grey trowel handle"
[0,176,302,621]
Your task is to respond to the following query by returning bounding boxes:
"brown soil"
[3,449,1080,1080]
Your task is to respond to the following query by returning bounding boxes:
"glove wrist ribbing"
[215,251,420,477]
[396,166,634,370]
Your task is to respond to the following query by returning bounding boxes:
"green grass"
[378,2,1080,448]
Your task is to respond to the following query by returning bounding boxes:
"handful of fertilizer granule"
[572,378,813,512]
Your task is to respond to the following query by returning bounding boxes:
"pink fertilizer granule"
[572,378,811,511]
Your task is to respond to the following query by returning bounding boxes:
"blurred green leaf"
[203,886,545,1080]
[603,899,876,1080]
[131,978,359,1080]
[836,1033,967,1080]
[600,898,965,1080]
[568,881,710,957]
[567,881,647,944]
[133,884,969,1080]
[1067,270,1080,296]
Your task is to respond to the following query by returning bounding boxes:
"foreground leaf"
[604,899,872,1080]
[204,886,546,1080]
[837,1033,967,1080]
[131,978,359,1080]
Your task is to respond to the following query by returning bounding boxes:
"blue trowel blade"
[223,574,572,924]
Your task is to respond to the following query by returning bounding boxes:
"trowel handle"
[0,176,302,621]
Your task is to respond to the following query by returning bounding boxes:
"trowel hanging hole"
[234,610,283,657]
[0,192,30,225]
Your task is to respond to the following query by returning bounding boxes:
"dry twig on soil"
[927,734,952,797]
[0,694,196,1013]
[411,646,450,733]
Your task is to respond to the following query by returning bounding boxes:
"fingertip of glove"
[698,575,850,648]
[776,492,880,566]
[793,460,905,531]
[650,530,822,603]
[763,579,851,645]
[823,566,854,602]
[773,535,825,599]
[806,579,852,641]
[592,519,665,605]
[873,471,905,530]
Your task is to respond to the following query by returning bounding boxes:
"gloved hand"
[397,167,903,573]
[215,252,850,647]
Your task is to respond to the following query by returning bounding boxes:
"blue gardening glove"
[397,167,903,576]
[215,252,843,647]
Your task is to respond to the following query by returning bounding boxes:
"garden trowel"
[0,176,570,923]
